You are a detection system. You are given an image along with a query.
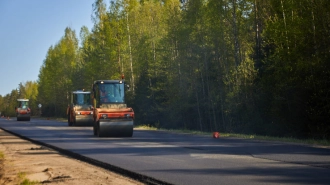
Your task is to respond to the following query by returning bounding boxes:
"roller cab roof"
[72,90,91,94]
[93,80,124,84]
[17,99,29,101]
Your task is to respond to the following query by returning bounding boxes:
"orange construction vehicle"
[16,99,31,121]
[92,78,134,137]
[67,90,93,126]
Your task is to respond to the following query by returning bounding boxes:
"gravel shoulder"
[0,128,143,185]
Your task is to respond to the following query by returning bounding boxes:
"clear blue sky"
[0,0,96,96]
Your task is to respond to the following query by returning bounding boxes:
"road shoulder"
[0,129,143,185]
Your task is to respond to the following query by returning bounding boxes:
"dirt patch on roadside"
[0,129,143,185]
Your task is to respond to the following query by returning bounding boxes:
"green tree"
[31,0,330,139]
[38,27,79,117]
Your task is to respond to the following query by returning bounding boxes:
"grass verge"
[0,152,4,159]
[18,172,39,185]
[135,125,330,147]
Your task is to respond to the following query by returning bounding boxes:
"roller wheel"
[97,122,103,137]
[67,114,70,126]
[127,130,133,137]
[93,122,97,136]
[68,114,73,126]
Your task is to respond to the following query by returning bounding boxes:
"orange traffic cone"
[213,132,220,138]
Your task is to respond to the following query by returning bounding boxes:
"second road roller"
[67,90,94,126]
[92,77,134,137]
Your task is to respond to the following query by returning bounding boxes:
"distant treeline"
[1,0,329,139]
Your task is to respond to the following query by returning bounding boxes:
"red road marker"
[213,132,220,138]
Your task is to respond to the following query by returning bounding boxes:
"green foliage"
[18,172,39,185]
[257,0,330,138]
[1,0,329,140]
[37,27,79,117]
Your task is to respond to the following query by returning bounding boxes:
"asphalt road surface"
[0,118,330,185]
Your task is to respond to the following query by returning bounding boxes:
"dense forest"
[0,0,329,139]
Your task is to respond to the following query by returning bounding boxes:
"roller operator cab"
[92,80,134,137]
[16,99,31,121]
[67,90,94,126]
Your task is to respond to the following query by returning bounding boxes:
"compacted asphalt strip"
[1,118,330,185]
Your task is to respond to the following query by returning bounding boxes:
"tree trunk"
[126,11,135,93]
